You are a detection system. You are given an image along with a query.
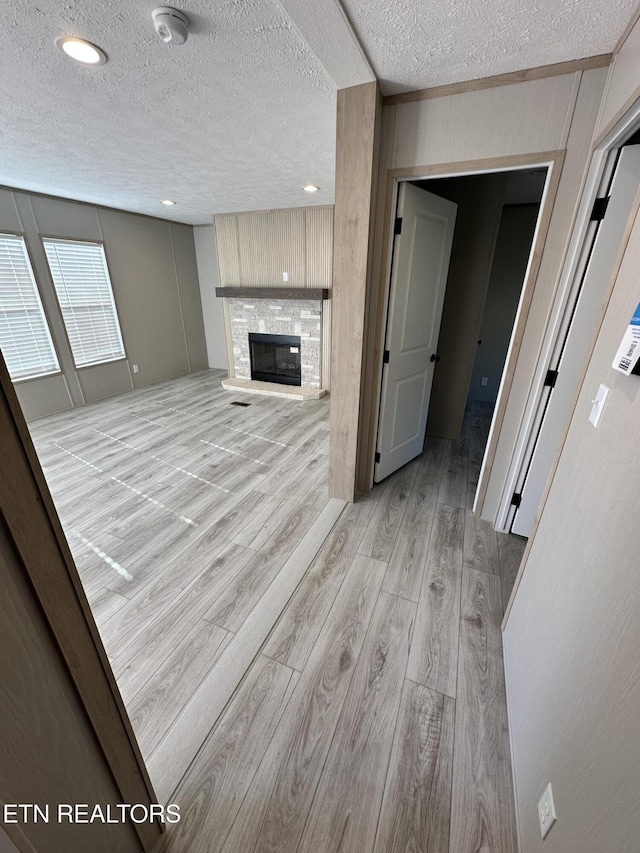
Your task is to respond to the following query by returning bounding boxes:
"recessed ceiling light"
[303,184,320,193]
[55,37,107,66]
[160,199,176,206]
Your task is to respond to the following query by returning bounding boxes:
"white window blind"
[43,239,125,368]
[0,233,60,380]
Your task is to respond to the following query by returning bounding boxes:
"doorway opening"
[373,165,548,525]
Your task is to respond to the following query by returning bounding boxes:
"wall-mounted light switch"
[282,272,289,282]
[481,376,488,386]
[589,384,609,428]
[132,363,139,374]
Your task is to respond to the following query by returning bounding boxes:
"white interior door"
[512,145,640,536]
[375,182,457,482]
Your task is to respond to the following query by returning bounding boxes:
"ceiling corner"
[271,0,376,89]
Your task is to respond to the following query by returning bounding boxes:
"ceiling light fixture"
[160,199,176,206]
[303,184,319,193]
[55,37,107,66]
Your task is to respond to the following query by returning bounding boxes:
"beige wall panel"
[237,209,306,286]
[481,66,608,519]
[597,16,640,138]
[170,223,209,372]
[0,517,142,853]
[0,189,207,420]
[29,194,102,241]
[11,192,86,408]
[305,207,333,287]
[425,173,507,438]
[214,216,242,286]
[14,374,73,421]
[504,198,640,853]
[77,360,133,404]
[0,189,21,231]
[98,209,189,388]
[392,74,579,169]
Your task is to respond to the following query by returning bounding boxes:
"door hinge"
[511,492,522,508]
[544,368,559,388]
[590,196,610,222]
[383,349,390,364]
[375,451,381,463]
[394,217,403,235]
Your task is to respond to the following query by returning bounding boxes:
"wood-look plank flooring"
[28,370,333,791]
[30,382,526,853]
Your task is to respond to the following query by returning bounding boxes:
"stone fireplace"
[215,287,329,399]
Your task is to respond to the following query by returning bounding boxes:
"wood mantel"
[215,287,330,300]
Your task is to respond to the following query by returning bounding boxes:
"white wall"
[504,190,640,852]
[193,224,228,371]
[503,20,640,851]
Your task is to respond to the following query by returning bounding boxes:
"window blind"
[0,233,60,380]
[43,239,125,368]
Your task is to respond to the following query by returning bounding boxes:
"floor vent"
[231,401,251,407]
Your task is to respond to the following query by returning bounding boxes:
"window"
[0,233,60,380]
[43,239,125,368]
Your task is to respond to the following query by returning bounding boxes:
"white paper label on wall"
[612,302,640,375]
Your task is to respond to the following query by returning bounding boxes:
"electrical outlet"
[537,782,557,840]
[132,363,139,374]
[481,376,488,386]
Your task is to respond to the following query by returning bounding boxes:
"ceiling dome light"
[303,184,319,193]
[56,37,107,66]
[160,199,176,206]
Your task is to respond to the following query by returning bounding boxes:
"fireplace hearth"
[249,333,302,386]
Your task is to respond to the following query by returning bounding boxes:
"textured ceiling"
[0,0,353,224]
[0,0,636,223]
[342,0,636,95]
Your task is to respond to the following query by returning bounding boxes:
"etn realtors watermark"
[2,803,180,824]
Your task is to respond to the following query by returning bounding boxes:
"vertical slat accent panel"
[215,208,333,289]
[237,210,306,286]
[306,207,334,287]
[215,215,242,285]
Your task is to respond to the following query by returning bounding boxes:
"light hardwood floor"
[29,372,525,853]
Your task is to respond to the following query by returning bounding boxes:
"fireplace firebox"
[248,333,302,386]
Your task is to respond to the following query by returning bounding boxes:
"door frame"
[496,99,640,534]
[502,98,640,624]
[358,150,565,510]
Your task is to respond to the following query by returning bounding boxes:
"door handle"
[430,354,440,363]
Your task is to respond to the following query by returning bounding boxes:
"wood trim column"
[328,81,382,501]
